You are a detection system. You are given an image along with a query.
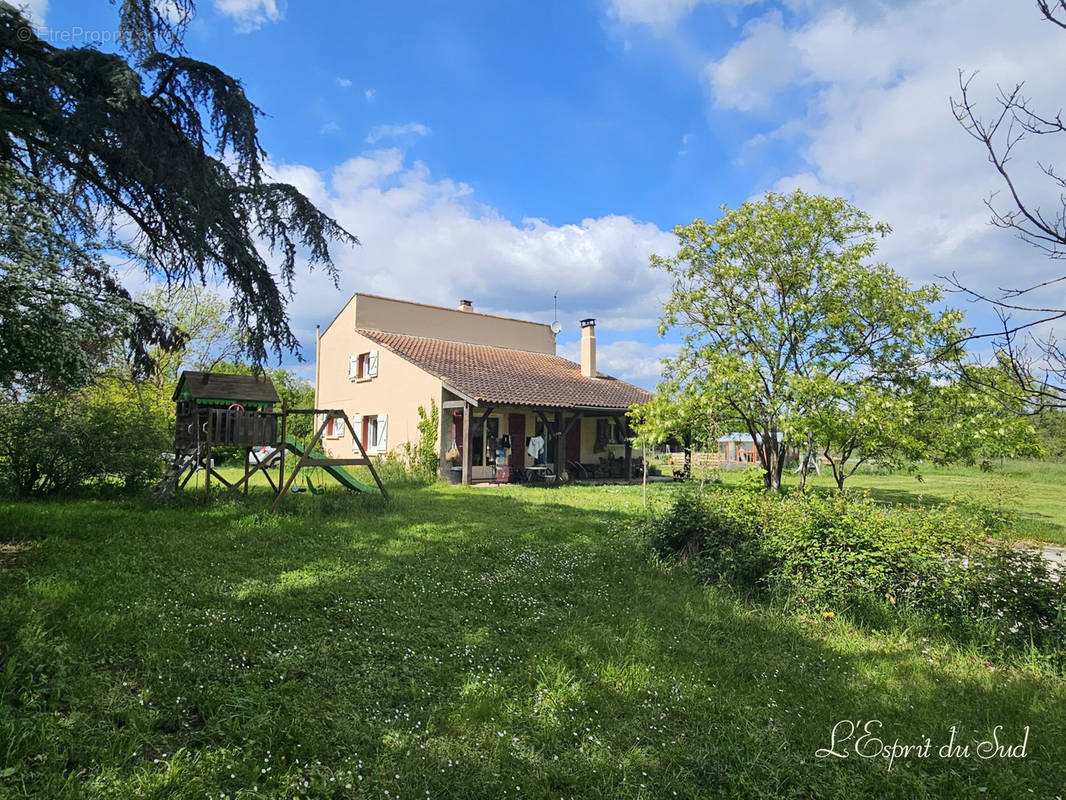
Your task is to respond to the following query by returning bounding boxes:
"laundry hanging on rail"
[526,435,545,460]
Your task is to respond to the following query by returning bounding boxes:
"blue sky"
[27,0,1066,387]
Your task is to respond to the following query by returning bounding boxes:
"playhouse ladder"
[153,446,200,497]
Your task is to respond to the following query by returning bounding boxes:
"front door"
[508,413,525,469]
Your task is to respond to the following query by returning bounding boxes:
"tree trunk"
[798,433,817,493]
[642,435,648,510]
[770,447,783,490]
[761,441,783,490]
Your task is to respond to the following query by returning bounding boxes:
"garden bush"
[0,395,169,495]
[637,486,1066,662]
[401,399,440,482]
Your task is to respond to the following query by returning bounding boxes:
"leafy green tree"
[0,166,175,397]
[630,385,717,480]
[927,365,1043,467]
[1034,407,1066,459]
[798,380,928,490]
[0,1,357,394]
[91,285,312,449]
[653,190,965,489]
[95,284,245,422]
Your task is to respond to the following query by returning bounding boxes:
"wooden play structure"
[155,371,387,504]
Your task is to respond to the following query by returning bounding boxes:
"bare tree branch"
[949,14,1066,406]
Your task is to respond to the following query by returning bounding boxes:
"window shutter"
[376,413,388,452]
[349,355,359,380]
[367,350,379,378]
[351,414,363,452]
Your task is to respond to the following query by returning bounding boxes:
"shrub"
[763,492,985,610]
[641,485,771,589]
[401,399,440,482]
[0,394,168,495]
[638,486,1065,663]
[644,486,711,562]
[735,465,767,492]
[952,473,1020,536]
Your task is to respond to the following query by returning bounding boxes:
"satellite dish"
[550,321,562,335]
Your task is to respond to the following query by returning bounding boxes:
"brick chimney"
[458,299,473,313]
[580,318,597,378]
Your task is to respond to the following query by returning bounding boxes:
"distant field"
[663,459,1066,546]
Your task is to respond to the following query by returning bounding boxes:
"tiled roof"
[359,330,653,410]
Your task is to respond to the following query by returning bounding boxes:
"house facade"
[314,294,653,483]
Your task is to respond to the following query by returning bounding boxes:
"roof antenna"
[550,291,562,335]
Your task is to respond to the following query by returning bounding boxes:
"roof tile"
[360,331,652,410]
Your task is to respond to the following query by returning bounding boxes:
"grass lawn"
[693,459,1066,546]
[1,479,1064,798]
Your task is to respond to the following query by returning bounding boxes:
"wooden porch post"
[462,400,472,485]
[439,392,447,479]
[554,410,565,480]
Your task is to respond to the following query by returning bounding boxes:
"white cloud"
[319,121,340,135]
[336,77,352,88]
[365,122,431,145]
[270,149,676,386]
[707,1,1066,326]
[364,88,376,101]
[559,339,676,387]
[704,10,803,111]
[608,0,767,29]
[214,0,282,33]
[607,0,704,28]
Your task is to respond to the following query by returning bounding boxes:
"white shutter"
[349,355,359,380]
[367,350,379,378]
[351,414,363,452]
[376,413,388,453]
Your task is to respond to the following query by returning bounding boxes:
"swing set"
[155,371,387,504]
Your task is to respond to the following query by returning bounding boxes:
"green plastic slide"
[281,436,381,494]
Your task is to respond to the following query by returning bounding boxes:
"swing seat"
[305,475,325,495]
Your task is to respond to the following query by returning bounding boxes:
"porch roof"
[359,330,652,410]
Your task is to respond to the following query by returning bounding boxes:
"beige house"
[314,293,652,483]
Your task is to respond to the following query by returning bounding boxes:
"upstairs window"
[348,350,379,381]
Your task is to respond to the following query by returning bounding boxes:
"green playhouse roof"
[173,371,280,405]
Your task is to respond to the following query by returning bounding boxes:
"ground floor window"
[362,415,378,450]
[594,418,626,453]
